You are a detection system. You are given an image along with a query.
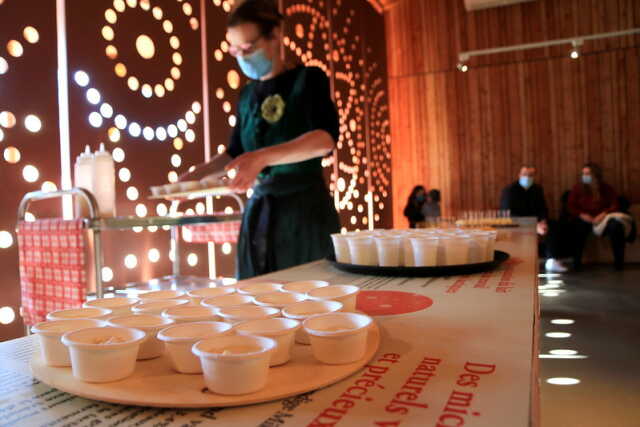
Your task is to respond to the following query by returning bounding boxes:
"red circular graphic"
[356,290,434,316]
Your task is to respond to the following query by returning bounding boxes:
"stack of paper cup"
[373,235,403,267]
[330,233,351,263]
[485,230,498,261]
[443,234,471,266]
[410,236,439,267]
[468,231,491,263]
[346,236,377,266]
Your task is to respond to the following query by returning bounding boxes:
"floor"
[539,263,640,427]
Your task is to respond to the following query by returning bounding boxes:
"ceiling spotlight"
[457,53,470,72]
[570,39,583,60]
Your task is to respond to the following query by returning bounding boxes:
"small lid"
[76,145,93,162]
[94,142,111,158]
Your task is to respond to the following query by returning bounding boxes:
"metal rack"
[17,188,243,298]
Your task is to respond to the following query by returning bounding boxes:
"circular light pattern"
[228,115,236,127]
[170,36,180,49]
[195,202,205,215]
[0,111,16,128]
[167,171,178,183]
[154,84,165,97]
[128,122,141,137]
[101,25,114,41]
[106,45,118,59]
[143,126,154,141]
[163,20,173,33]
[156,203,168,216]
[156,126,167,141]
[112,147,125,162]
[167,124,178,138]
[148,248,160,263]
[126,186,139,200]
[127,76,140,91]
[124,254,138,269]
[41,181,57,192]
[189,17,199,30]
[171,154,182,168]
[101,266,114,282]
[171,66,181,80]
[546,332,571,338]
[0,307,16,325]
[88,112,103,128]
[187,253,198,267]
[0,57,8,74]
[172,52,183,66]
[148,226,158,233]
[185,129,195,142]
[100,103,114,118]
[7,40,23,57]
[0,231,14,249]
[152,6,163,20]
[141,84,152,98]
[113,0,126,12]
[23,26,40,44]
[86,88,101,105]
[114,63,127,77]
[216,88,224,99]
[217,144,225,154]
[118,167,131,182]
[135,203,147,217]
[173,138,184,150]
[185,111,196,124]
[164,78,175,92]
[551,319,575,325]
[214,50,223,61]
[108,127,121,142]
[192,101,202,114]
[105,9,118,24]
[24,114,42,132]
[227,70,240,89]
[224,206,233,215]
[177,119,187,132]
[24,212,36,222]
[132,226,143,233]
[222,101,231,113]
[135,34,155,59]
[114,114,127,130]
[22,165,39,182]
[546,378,580,386]
[221,242,232,255]
[549,349,578,355]
[4,147,20,163]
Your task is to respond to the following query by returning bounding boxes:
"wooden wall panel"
[386,0,640,227]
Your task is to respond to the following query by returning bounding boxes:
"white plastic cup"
[443,235,471,266]
[401,233,420,267]
[31,319,106,367]
[303,312,372,365]
[253,292,306,309]
[346,236,377,266]
[192,335,276,395]
[373,236,403,267]
[83,297,139,316]
[139,290,187,302]
[234,317,301,366]
[468,232,490,263]
[281,280,329,295]
[485,230,498,261]
[200,294,254,312]
[282,300,344,344]
[306,285,360,312]
[132,299,190,315]
[107,314,174,360]
[187,287,235,306]
[47,307,113,322]
[330,233,351,263]
[236,282,283,296]
[161,305,219,324]
[157,321,234,374]
[410,237,439,267]
[217,305,280,325]
[61,326,146,383]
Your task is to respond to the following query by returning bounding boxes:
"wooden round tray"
[31,324,380,408]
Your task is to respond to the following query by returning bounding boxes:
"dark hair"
[583,162,603,183]
[409,186,426,200]
[428,189,441,203]
[228,0,283,38]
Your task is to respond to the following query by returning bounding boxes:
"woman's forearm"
[180,153,233,181]
[259,130,335,167]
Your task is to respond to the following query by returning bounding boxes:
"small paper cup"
[253,292,306,309]
[374,235,403,267]
[139,290,187,302]
[161,305,219,324]
[157,321,234,374]
[217,305,280,325]
[107,314,174,360]
[443,235,471,265]
[346,236,377,266]
[235,317,301,366]
[281,300,343,344]
[132,299,190,315]
[330,233,351,263]
[200,294,254,312]
[281,280,330,295]
[47,307,112,322]
[306,285,360,312]
[192,335,276,395]
[187,287,236,306]
[83,297,139,316]
[303,312,372,365]
[410,236,439,267]
[61,326,146,383]
[31,319,106,367]
[236,282,283,296]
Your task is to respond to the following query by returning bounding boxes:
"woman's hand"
[224,150,269,192]
[579,213,594,223]
[593,212,607,224]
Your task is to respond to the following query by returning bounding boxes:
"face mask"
[236,48,273,80]
[416,195,425,202]
[519,176,533,189]
[582,174,593,185]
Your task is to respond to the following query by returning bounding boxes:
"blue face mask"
[582,174,593,185]
[236,48,273,80]
[416,195,425,202]
[519,176,533,189]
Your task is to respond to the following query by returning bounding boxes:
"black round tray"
[327,250,510,277]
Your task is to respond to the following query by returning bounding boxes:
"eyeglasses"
[228,36,263,57]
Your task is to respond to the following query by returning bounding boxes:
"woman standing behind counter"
[181,0,340,279]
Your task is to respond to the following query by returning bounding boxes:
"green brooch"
[261,94,286,124]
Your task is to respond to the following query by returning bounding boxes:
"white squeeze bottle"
[74,145,93,217]
[92,143,116,218]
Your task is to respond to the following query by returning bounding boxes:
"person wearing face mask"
[180,0,340,279]
[500,165,567,272]
[568,163,626,270]
[404,186,426,228]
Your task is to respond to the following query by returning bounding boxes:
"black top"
[499,182,548,220]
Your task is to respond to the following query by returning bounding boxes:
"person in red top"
[568,163,625,270]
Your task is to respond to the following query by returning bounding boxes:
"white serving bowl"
[83,297,139,316]
[303,312,372,365]
[31,319,106,366]
[281,300,343,344]
[157,321,233,374]
[235,317,301,366]
[61,326,146,383]
[107,314,174,360]
[46,307,112,322]
[192,335,276,395]
[252,291,306,309]
[305,285,360,312]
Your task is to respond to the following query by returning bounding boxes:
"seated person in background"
[569,163,627,270]
[500,165,567,272]
[421,189,441,220]
[403,185,426,228]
